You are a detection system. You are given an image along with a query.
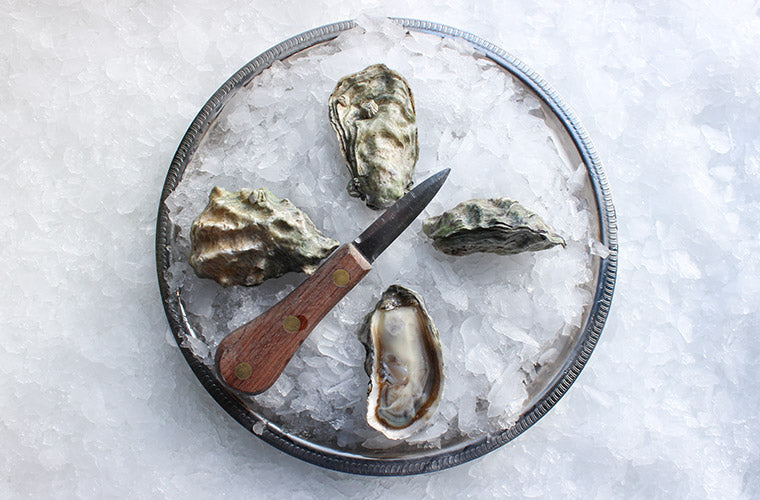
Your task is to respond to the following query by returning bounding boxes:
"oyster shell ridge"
[328,64,418,210]
[422,198,566,256]
[189,186,339,287]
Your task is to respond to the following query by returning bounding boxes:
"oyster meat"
[189,186,339,287]
[422,198,566,256]
[358,285,443,440]
[328,64,418,210]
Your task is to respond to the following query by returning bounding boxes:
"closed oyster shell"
[358,285,443,440]
[189,186,339,287]
[422,198,566,256]
[329,64,418,210]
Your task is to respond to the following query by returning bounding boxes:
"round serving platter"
[156,18,618,476]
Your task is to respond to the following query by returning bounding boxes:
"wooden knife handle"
[215,243,372,394]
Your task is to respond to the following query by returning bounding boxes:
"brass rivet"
[283,315,301,333]
[332,268,350,287]
[234,362,252,380]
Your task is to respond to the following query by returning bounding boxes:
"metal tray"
[155,18,618,476]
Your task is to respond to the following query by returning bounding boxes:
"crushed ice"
[165,19,596,451]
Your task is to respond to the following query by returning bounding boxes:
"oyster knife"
[216,169,450,394]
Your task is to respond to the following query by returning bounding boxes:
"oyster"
[422,198,566,256]
[189,186,339,287]
[358,285,443,439]
[328,64,418,210]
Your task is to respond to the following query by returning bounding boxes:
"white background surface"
[2,1,758,498]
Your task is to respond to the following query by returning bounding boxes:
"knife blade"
[352,168,450,263]
[215,168,450,394]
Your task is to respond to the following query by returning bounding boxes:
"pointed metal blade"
[352,168,450,263]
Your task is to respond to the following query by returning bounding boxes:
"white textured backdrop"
[2,1,758,498]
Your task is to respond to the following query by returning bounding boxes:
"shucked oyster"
[190,186,339,287]
[358,285,443,440]
[422,198,566,256]
[329,64,418,210]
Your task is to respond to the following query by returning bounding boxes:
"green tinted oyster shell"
[358,285,443,440]
[329,64,418,210]
[422,198,566,256]
[189,186,339,287]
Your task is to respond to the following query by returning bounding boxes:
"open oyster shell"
[189,186,339,287]
[358,285,444,440]
[328,64,418,210]
[422,198,566,256]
